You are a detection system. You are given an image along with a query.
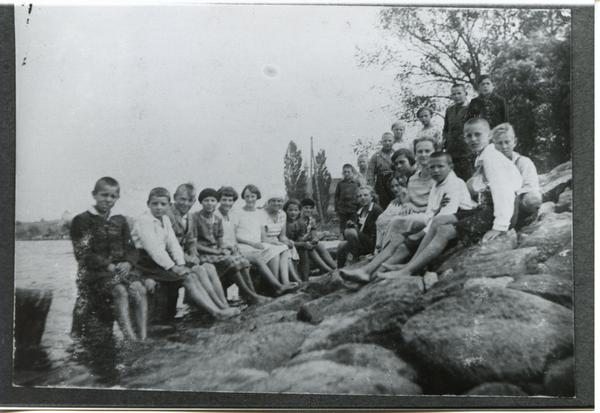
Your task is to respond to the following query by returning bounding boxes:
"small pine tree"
[311,149,332,222]
[284,141,308,201]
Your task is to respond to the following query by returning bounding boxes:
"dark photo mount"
[0,2,593,409]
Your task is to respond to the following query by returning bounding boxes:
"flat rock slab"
[248,360,422,395]
[401,285,574,394]
[437,246,540,278]
[508,274,573,309]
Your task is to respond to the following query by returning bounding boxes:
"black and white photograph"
[3,0,593,409]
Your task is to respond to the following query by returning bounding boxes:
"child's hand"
[115,261,132,277]
[144,278,157,293]
[482,229,503,243]
[187,255,200,265]
[392,197,403,206]
[222,248,232,256]
[399,204,416,216]
[305,243,314,251]
[107,263,117,273]
[253,242,265,250]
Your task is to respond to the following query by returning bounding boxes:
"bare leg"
[128,281,148,340]
[522,191,543,213]
[192,265,227,309]
[203,264,228,307]
[337,241,349,268]
[267,255,281,281]
[278,250,291,284]
[379,244,412,272]
[390,224,458,277]
[112,284,137,341]
[412,215,458,261]
[339,234,405,283]
[183,275,240,319]
[345,228,360,260]
[288,259,303,283]
[245,255,296,296]
[309,249,334,273]
[227,269,270,304]
[314,243,337,270]
[240,267,257,294]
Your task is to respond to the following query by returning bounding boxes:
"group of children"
[70,180,335,342]
[334,75,542,285]
[70,74,542,343]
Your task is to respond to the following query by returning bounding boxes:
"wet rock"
[299,275,423,326]
[518,211,572,255]
[249,360,422,395]
[288,343,418,382]
[437,246,540,278]
[544,357,574,397]
[401,285,574,394]
[555,188,572,214]
[508,274,573,309]
[465,382,528,396]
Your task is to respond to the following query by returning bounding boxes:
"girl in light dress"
[236,184,299,295]
[416,107,443,150]
[374,170,409,253]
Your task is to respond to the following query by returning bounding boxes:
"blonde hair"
[491,123,516,142]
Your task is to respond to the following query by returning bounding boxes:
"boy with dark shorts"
[70,177,147,342]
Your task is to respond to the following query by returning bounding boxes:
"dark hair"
[241,184,261,200]
[464,117,490,130]
[174,182,196,199]
[93,177,119,193]
[148,187,171,203]
[283,199,301,213]
[342,164,354,170]
[300,198,316,208]
[218,186,239,202]
[478,74,492,84]
[392,148,416,166]
[413,135,438,153]
[387,174,402,190]
[198,188,220,203]
[416,106,433,118]
[429,151,453,165]
[451,83,466,92]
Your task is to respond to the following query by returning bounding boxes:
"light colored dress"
[264,209,295,259]
[236,207,287,263]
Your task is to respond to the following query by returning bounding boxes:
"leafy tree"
[284,141,308,201]
[311,149,332,221]
[357,7,570,170]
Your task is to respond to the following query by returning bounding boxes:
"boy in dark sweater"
[334,164,359,236]
[466,74,509,129]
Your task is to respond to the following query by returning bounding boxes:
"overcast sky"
[15,4,436,221]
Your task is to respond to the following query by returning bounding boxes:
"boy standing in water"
[70,177,147,342]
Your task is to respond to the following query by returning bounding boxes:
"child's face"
[392,125,405,140]
[389,178,402,197]
[479,79,494,95]
[450,87,467,105]
[286,204,301,220]
[428,156,453,183]
[381,134,394,151]
[201,196,218,213]
[92,185,120,214]
[357,157,368,171]
[493,133,516,159]
[357,189,372,207]
[174,191,196,215]
[418,111,432,126]
[268,198,284,212]
[393,156,414,177]
[219,195,235,212]
[464,123,490,154]
[301,205,313,218]
[243,191,258,207]
[148,196,170,219]
[342,167,353,180]
[415,140,435,168]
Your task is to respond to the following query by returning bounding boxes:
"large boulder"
[298,275,423,324]
[248,360,422,395]
[288,343,418,383]
[401,285,574,394]
[555,188,572,214]
[508,274,573,309]
[536,248,573,280]
[518,211,572,256]
[539,161,572,203]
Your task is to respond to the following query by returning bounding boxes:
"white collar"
[88,205,111,218]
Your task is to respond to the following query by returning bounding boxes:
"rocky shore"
[41,162,574,396]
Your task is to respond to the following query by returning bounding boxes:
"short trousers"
[198,251,250,278]
[136,249,186,284]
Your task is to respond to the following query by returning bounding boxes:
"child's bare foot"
[339,268,371,284]
[380,263,406,272]
[215,307,242,320]
[273,282,301,297]
[247,295,272,305]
